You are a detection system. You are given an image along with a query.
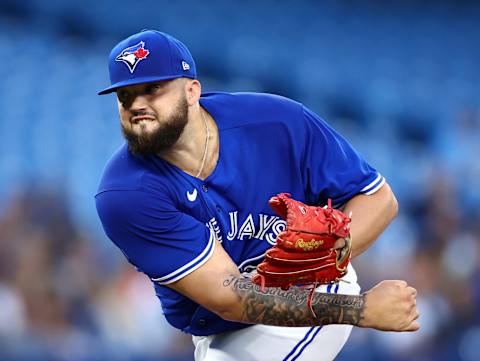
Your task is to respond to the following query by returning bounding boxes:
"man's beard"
[121,96,189,156]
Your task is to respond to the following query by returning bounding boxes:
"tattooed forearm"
[223,276,365,327]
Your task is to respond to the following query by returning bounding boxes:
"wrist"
[355,293,368,327]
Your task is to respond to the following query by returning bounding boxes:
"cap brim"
[97,74,192,95]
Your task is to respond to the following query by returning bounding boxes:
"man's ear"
[185,79,201,106]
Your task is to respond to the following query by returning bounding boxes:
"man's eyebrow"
[150,80,171,87]
[116,80,172,95]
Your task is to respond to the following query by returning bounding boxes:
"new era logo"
[182,61,190,71]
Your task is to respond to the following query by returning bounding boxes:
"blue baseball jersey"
[95,92,385,336]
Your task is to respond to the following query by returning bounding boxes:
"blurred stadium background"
[0,0,479,360]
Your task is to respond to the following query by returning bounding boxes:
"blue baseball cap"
[98,30,196,95]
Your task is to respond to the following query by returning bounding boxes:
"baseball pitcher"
[96,30,419,361]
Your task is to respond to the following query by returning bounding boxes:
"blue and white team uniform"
[96,92,385,361]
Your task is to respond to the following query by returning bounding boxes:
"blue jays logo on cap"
[115,41,150,73]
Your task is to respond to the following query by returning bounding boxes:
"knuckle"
[391,280,406,289]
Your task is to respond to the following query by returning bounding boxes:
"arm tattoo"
[223,276,365,327]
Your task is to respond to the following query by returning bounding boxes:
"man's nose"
[128,93,149,111]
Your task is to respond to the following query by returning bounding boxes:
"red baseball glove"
[252,193,352,293]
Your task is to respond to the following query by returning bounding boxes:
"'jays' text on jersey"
[95,92,385,336]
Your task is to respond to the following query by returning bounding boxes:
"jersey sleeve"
[95,189,215,285]
[301,106,385,206]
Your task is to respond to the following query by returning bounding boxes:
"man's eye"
[145,84,160,94]
[117,91,129,102]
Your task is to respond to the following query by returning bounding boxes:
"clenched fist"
[359,280,420,332]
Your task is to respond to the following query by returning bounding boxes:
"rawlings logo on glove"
[252,193,352,293]
[295,239,324,251]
